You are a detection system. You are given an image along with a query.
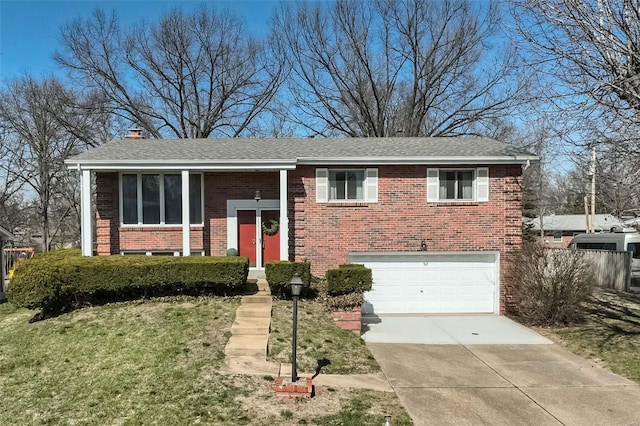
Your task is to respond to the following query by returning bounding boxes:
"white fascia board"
[297,155,538,165]
[64,155,539,170]
[65,160,297,171]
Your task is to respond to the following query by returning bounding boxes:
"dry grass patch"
[0,297,412,425]
[537,288,640,383]
[268,299,379,375]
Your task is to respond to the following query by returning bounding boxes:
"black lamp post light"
[271,272,313,398]
[290,273,304,383]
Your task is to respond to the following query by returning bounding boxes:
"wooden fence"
[549,248,631,292]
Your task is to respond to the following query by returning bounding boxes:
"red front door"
[238,210,257,267]
[237,209,280,268]
[261,210,280,266]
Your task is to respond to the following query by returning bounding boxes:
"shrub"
[7,250,249,317]
[264,261,311,298]
[325,292,365,310]
[326,264,372,296]
[506,242,594,326]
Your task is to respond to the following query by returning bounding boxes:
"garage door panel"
[355,253,498,315]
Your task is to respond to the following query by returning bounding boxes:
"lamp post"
[290,273,304,383]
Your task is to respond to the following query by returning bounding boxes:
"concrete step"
[241,294,272,304]
[257,279,270,293]
[224,335,269,357]
[235,304,272,319]
[279,363,293,377]
[248,270,266,280]
[224,356,280,376]
[231,317,271,335]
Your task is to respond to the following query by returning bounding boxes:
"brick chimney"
[124,128,143,139]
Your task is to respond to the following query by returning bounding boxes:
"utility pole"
[584,196,590,233]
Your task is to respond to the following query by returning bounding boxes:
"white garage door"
[350,252,499,315]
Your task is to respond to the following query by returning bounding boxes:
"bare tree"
[0,76,103,251]
[272,0,525,137]
[55,7,285,138]
[0,127,24,220]
[592,144,640,215]
[512,0,640,153]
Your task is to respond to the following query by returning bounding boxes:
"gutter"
[65,155,538,170]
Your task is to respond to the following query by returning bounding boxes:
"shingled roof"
[528,214,625,232]
[65,137,537,170]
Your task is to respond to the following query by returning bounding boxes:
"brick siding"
[95,165,522,313]
[289,165,522,269]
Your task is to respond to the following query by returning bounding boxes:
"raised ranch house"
[65,134,536,315]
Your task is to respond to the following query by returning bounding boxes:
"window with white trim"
[121,173,203,225]
[330,170,364,200]
[553,231,562,242]
[427,167,489,202]
[316,168,378,203]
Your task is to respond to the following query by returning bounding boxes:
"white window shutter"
[316,168,329,203]
[476,167,489,202]
[427,168,439,202]
[365,168,378,202]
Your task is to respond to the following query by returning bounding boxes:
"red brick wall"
[95,166,523,313]
[535,233,574,248]
[118,227,204,252]
[289,165,522,269]
[95,172,206,254]
[95,173,120,255]
[289,165,522,314]
[203,172,280,256]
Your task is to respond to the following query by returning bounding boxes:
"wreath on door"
[262,219,279,236]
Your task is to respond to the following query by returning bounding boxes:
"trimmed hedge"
[264,261,311,298]
[326,264,372,296]
[7,250,249,316]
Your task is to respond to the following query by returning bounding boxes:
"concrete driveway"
[365,317,640,425]
[362,315,553,345]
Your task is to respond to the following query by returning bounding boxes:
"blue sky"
[0,0,278,80]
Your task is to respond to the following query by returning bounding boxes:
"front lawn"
[268,299,379,375]
[540,289,640,383]
[0,298,411,425]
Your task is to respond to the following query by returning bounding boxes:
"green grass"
[268,299,379,375]
[0,297,411,425]
[0,297,244,424]
[544,289,640,383]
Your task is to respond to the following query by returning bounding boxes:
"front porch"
[81,169,293,268]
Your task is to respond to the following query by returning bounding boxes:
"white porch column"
[181,170,191,256]
[279,169,289,260]
[80,169,93,256]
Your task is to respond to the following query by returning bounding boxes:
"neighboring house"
[528,214,625,247]
[65,133,536,315]
[1,226,15,301]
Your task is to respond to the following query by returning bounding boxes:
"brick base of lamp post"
[272,377,313,399]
